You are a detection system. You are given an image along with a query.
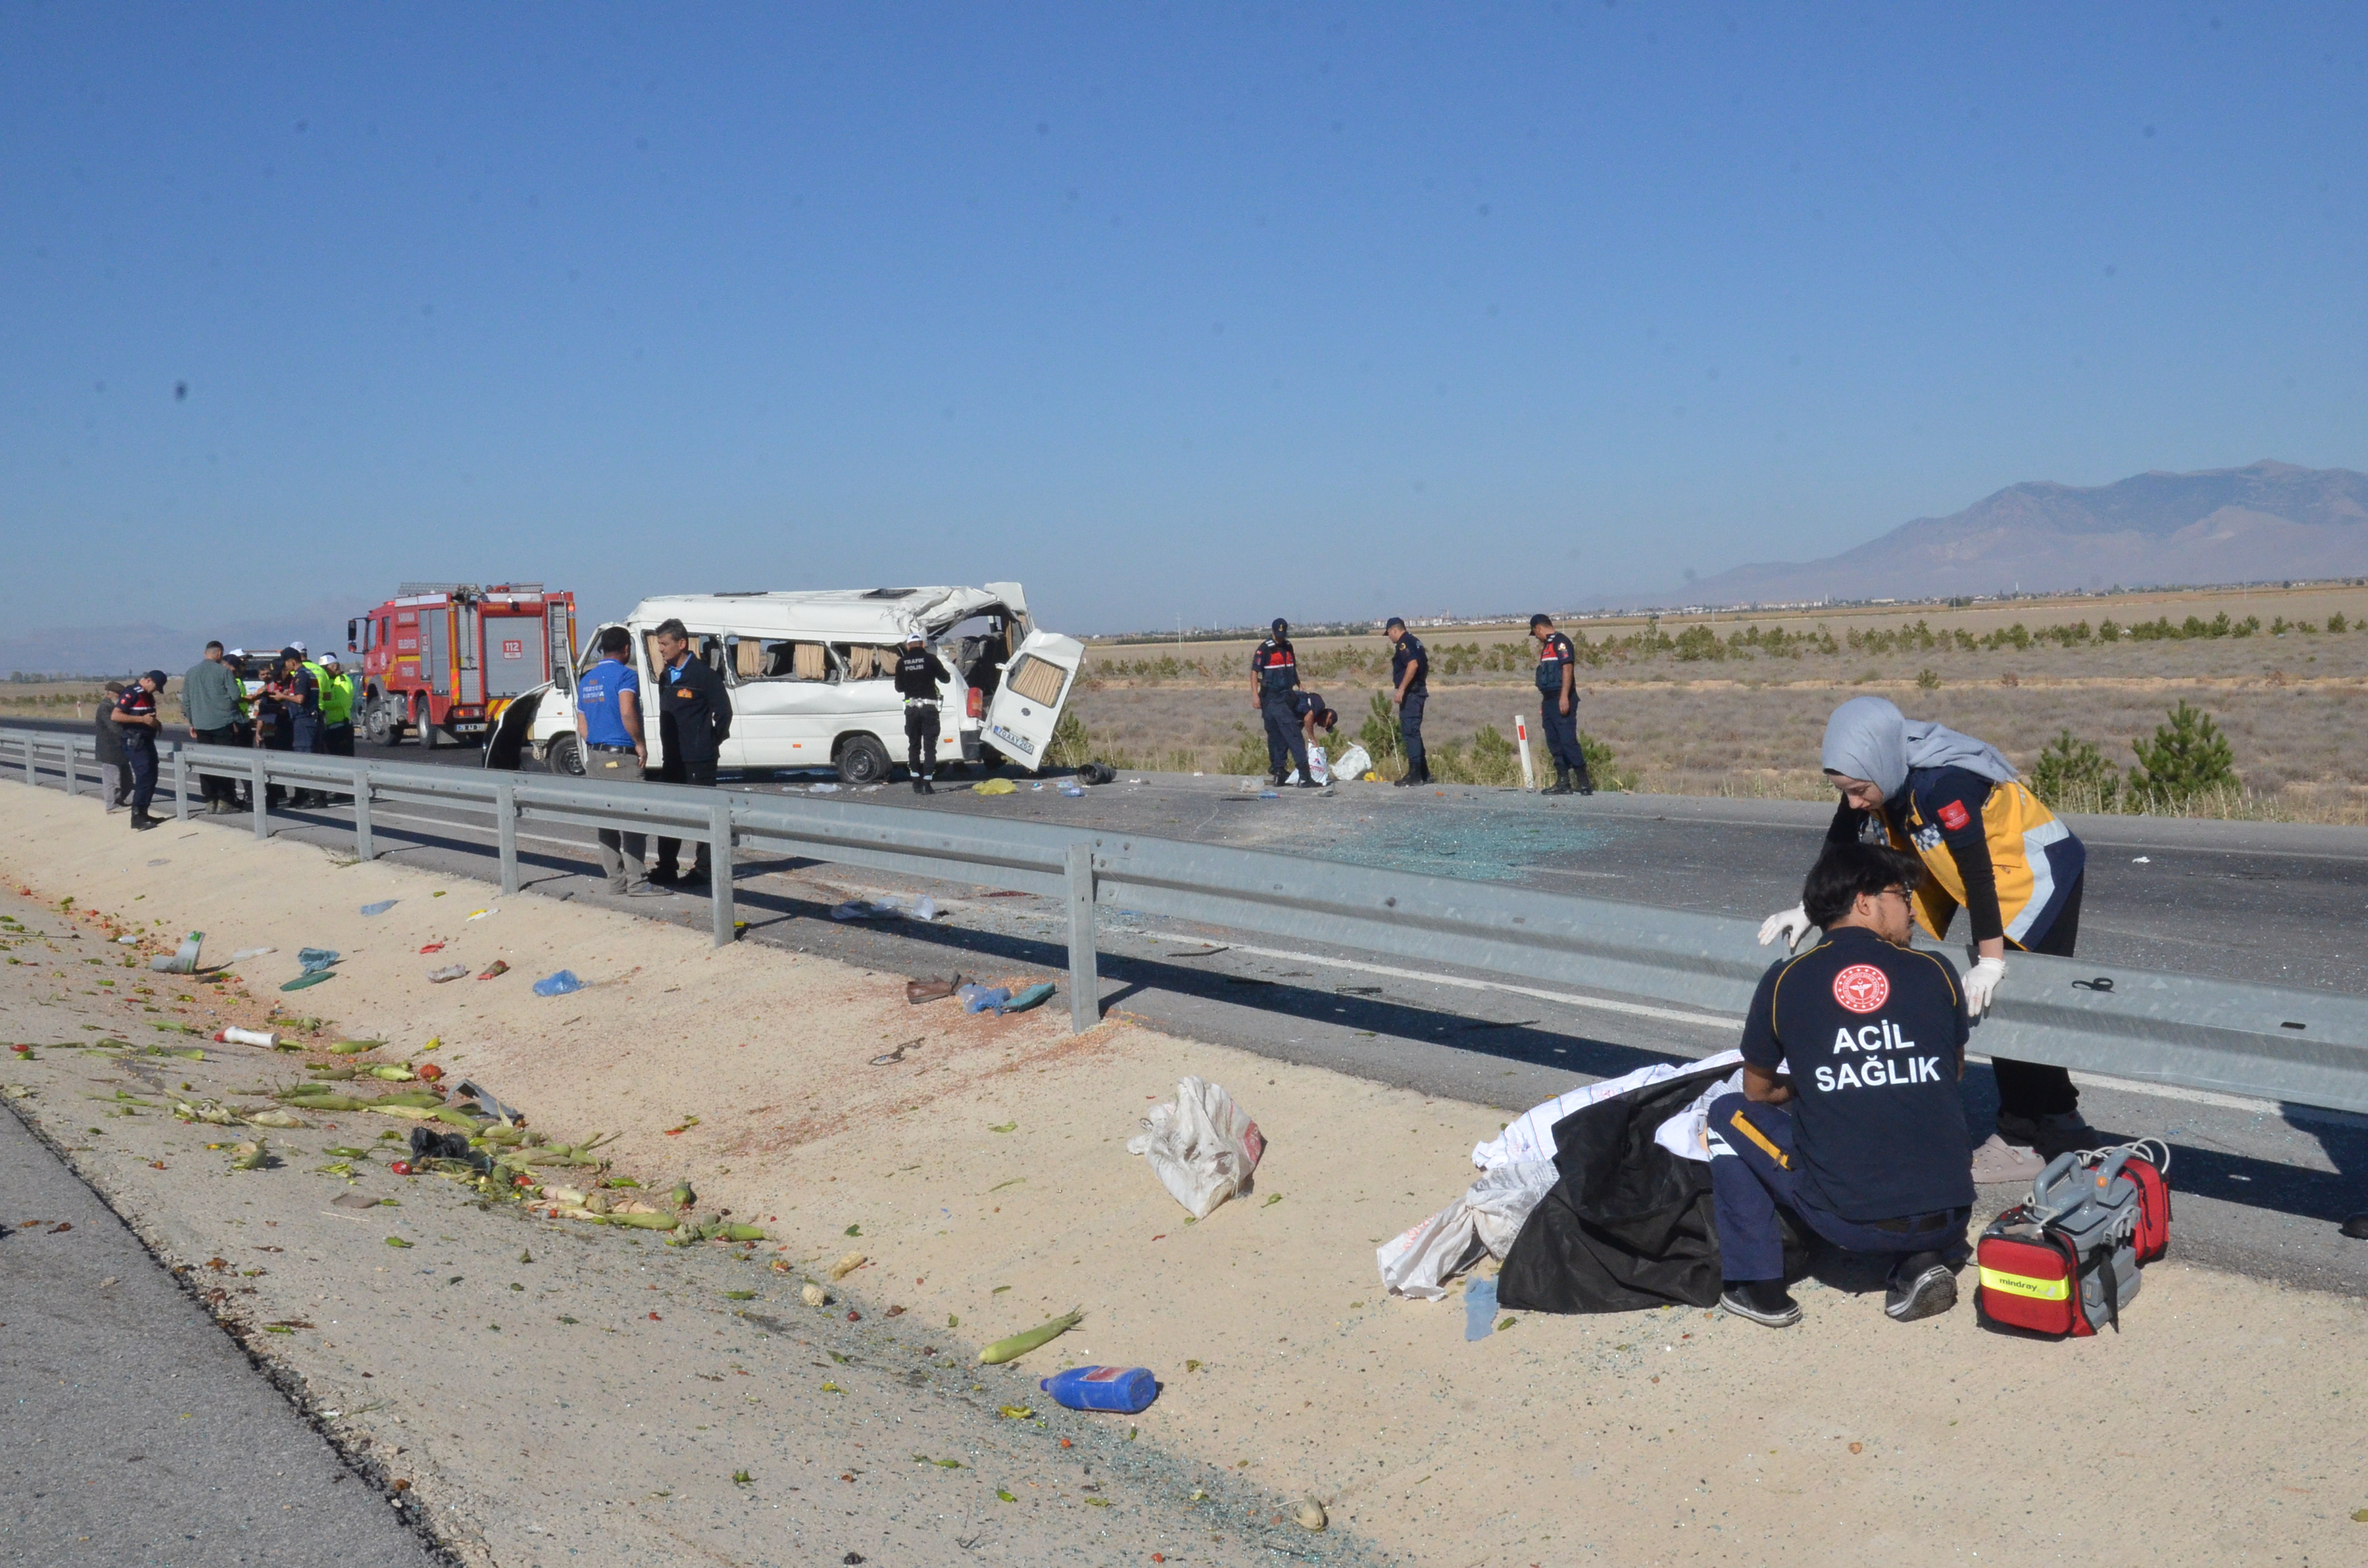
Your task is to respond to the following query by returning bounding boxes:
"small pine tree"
[1357,690,1402,765]
[1579,731,1636,792]
[2027,728,2119,812]
[2127,701,2237,806]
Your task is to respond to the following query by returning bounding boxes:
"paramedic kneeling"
[1709,840,1975,1328]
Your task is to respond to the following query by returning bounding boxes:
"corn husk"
[230,1139,268,1171]
[826,1251,866,1281]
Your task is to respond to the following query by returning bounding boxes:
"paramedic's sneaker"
[1968,1133,2044,1185]
[1994,1110,2101,1160]
[1719,1280,1801,1328]
[1884,1251,1958,1322]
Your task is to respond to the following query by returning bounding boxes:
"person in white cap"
[890,630,951,794]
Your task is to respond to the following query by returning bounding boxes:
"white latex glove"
[1964,956,2008,1015]
[1757,904,1812,951]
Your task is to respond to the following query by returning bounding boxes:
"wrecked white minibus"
[485,584,1083,783]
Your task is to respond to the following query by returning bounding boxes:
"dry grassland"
[1072,584,2368,820]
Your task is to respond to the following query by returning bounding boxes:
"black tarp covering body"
[1498,1063,1797,1313]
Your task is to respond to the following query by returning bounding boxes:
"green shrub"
[2127,701,2237,807]
[1915,668,1941,691]
[1580,731,1637,791]
[2027,729,2119,812]
[1220,724,1272,776]
[1357,690,1402,765]
[1043,710,1094,769]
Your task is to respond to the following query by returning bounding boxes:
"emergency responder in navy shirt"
[1527,614,1592,796]
[1708,840,1975,1328]
[891,631,951,794]
[1250,619,1314,788]
[1385,617,1430,786]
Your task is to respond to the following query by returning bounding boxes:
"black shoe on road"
[1994,1111,2101,1160]
[129,815,159,832]
[919,779,935,795]
[1720,1280,1802,1327]
[1884,1251,1959,1322]
[1543,769,1572,797]
[1292,778,1320,789]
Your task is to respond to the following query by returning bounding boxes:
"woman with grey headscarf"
[1758,696,2090,1182]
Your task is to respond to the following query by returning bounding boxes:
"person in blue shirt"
[574,626,664,897]
[1527,615,1593,796]
[1385,617,1431,786]
[1709,839,1976,1328]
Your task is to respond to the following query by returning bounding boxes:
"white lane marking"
[1122,930,1743,1031]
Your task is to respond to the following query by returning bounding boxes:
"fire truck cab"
[347,584,579,749]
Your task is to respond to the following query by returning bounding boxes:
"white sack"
[1470,1050,1747,1170]
[1331,742,1373,780]
[1376,1160,1559,1301]
[1127,1077,1266,1220]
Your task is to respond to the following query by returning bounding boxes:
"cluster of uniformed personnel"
[1258,614,1594,794]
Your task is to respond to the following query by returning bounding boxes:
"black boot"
[919,776,935,796]
[912,776,925,794]
[1543,767,1573,797]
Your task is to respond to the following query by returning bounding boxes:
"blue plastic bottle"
[1039,1365,1159,1414]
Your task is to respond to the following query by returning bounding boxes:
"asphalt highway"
[0,1102,443,1568]
[21,718,2368,1300]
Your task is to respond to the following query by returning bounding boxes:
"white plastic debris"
[1128,1077,1266,1220]
[1376,1161,1560,1301]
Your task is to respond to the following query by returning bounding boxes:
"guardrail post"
[353,765,374,862]
[1064,840,1100,1033]
[22,733,35,786]
[172,746,189,822]
[495,777,520,895]
[709,801,735,947]
[251,755,268,840]
[62,739,78,798]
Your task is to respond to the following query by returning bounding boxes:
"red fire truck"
[347,584,580,748]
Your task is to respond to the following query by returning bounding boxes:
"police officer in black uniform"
[647,618,734,890]
[1528,614,1593,796]
[892,631,951,794]
[1385,617,1430,786]
[1706,840,1977,1328]
[111,671,168,831]
[1250,619,1315,788]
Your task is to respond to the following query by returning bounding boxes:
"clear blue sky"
[5,3,2363,637]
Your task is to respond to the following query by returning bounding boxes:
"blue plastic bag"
[296,947,340,975]
[1464,1275,1499,1341]
[532,970,584,997]
[359,900,397,917]
[958,983,1012,1015]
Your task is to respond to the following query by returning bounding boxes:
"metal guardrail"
[10,726,2368,1115]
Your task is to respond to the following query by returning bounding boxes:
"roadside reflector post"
[709,800,736,947]
[251,755,269,840]
[496,776,520,895]
[1065,839,1100,1034]
[353,765,375,862]
[172,745,188,821]
[1515,715,1536,791]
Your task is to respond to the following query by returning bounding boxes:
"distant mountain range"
[1664,460,2368,608]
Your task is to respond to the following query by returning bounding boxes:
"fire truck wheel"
[364,698,395,747]
[419,703,445,749]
